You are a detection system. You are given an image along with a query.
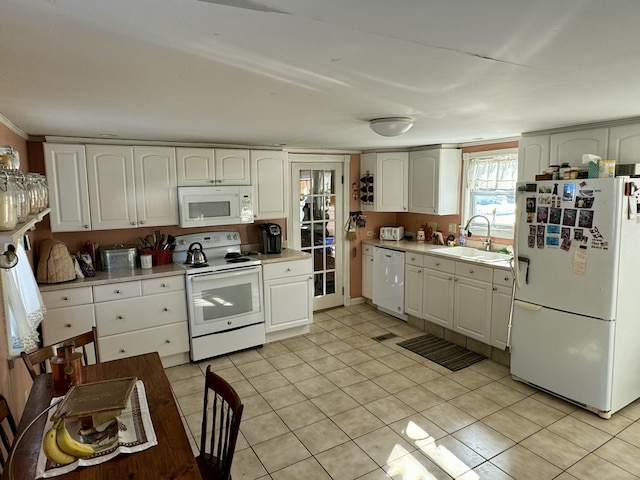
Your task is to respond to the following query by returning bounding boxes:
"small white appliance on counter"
[372,246,406,320]
[512,177,640,418]
[173,231,264,361]
[380,226,404,240]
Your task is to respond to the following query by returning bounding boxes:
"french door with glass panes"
[290,163,344,310]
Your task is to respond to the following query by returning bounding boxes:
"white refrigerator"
[511,177,640,418]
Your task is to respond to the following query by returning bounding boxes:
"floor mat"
[397,334,487,371]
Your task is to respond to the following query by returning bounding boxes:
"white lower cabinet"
[423,256,455,329]
[491,269,514,350]
[453,262,493,343]
[41,287,97,363]
[404,253,424,317]
[263,258,313,333]
[362,245,374,299]
[94,277,188,366]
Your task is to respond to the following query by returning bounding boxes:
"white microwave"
[178,186,254,228]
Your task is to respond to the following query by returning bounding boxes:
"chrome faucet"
[463,215,491,251]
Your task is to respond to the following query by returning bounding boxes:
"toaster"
[380,226,404,241]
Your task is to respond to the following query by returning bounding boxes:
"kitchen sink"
[431,246,512,263]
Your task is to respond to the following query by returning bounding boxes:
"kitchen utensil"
[165,234,175,250]
[144,235,155,249]
[154,230,161,250]
[185,242,207,265]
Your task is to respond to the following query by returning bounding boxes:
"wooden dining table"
[3,352,202,480]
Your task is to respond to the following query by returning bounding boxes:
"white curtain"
[466,153,517,191]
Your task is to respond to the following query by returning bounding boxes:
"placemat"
[36,380,157,478]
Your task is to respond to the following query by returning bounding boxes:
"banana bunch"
[42,418,94,465]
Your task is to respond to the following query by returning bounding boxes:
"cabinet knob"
[504,277,510,282]
[139,221,145,225]
[117,315,123,319]
[210,180,215,183]
[309,276,313,280]
[161,283,167,287]
[120,349,126,353]
[65,323,72,328]
[130,222,136,226]
[451,277,456,281]
[469,269,474,274]
[493,287,498,291]
[286,267,292,272]
[83,225,90,229]
[62,296,69,301]
[165,339,171,343]
[435,262,440,266]
[227,320,232,325]
[115,289,122,294]
[163,307,169,312]
[418,269,422,273]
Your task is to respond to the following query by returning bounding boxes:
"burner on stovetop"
[224,252,241,259]
[227,257,251,263]
[187,263,209,269]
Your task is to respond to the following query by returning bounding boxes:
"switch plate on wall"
[448,223,457,233]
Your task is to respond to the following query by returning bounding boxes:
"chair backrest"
[199,365,244,480]
[20,327,100,380]
[0,394,17,474]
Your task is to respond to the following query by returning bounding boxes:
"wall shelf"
[0,208,50,245]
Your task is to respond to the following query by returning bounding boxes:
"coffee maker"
[259,223,282,254]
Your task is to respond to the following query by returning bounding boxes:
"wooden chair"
[196,365,244,480]
[0,395,18,474]
[20,327,100,380]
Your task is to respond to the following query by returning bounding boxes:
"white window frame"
[462,148,518,240]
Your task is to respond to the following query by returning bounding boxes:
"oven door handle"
[188,265,261,283]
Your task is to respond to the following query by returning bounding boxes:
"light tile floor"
[166,304,640,479]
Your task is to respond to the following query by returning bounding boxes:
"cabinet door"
[409,149,461,215]
[491,284,512,350]
[41,305,97,364]
[134,146,178,227]
[378,152,408,212]
[264,274,313,332]
[404,264,423,317]
[423,268,454,328]
[215,149,250,185]
[176,147,215,185]
[251,150,289,219]
[550,128,608,166]
[454,276,492,343]
[608,124,640,165]
[86,145,137,230]
[518,135,550,182]
[44,143,91,232]
[362,252,374,299]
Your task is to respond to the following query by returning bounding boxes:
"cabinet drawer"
[41,287,93,309]
[423,255,455,273]
[455,262,493,282]
[141,275,184,295]
[362,245,374,255]
[493,269,514,287]
[405,253,424,267]
[93,281,141,303]
[42,305,95,344]
[99,321,189,362]
[263,258,312,280]
[95,291,187,336]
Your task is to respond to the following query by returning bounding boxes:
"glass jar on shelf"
[8,171,28,223]
[0,170,18,231]
[26,173,42,215]
[0,146,19,170]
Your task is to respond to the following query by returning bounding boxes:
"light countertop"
[361,239,513,270]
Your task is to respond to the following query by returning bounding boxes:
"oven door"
[186,266,263,338]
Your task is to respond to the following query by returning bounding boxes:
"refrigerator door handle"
[514,300,541,311]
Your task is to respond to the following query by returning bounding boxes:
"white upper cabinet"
[361,152,408,212]
[133,146,178,227]
[550,127,608,166]
[408,148,461,215]
[44,143,92,232]
[518,135,550,182]
[86,144,137,230]
[608,124,640,164]
[251,150,289,219]
[176,147,250,186]
[216,149,250,185]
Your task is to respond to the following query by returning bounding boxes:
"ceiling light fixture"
[369,117,414,137]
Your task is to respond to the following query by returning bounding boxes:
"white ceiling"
[2,0,640,151]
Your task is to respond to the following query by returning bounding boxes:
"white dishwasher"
[372,246,407,320]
